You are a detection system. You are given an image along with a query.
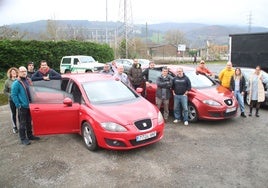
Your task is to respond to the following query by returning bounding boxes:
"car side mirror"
[63,97,73,107]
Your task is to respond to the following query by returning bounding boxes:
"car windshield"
[80,56,96,63]
[83,80,139,104]
[184,70,215,88]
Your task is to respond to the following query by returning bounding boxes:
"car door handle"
[33,108,40,112]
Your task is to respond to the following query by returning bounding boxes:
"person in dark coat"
[31,60,61,81]
[156,67,173,120]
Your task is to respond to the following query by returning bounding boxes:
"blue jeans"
[234,91,245,113]
[173,95,188,122]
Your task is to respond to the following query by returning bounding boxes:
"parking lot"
[0,103,267,188]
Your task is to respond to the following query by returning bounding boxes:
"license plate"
[136,131,157,142]
[226,107,236,113]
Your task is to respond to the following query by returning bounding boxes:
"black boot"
[248,107,253,116]
[241,112,247,118]
[255,109,259,117]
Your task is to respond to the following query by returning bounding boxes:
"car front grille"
[134,119,152,130]
[224,99,233,106]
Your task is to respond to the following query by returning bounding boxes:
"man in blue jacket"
[11,66,40,145]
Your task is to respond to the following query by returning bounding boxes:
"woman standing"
[247,66,265,117]
[230,68,247,117]
[3,67,19,133]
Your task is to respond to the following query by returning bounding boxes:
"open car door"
[29,81,80,135]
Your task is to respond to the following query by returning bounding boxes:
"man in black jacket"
[172,67,191,125]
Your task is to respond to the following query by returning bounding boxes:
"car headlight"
[100,122,127,132]
[158,111,164,124]
[203,100,221,106]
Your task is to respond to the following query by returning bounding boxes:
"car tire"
[188,103,198,122]
[82,122,98,151]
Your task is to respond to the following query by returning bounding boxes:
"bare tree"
[0,26,27,40]
[164,29,187,47]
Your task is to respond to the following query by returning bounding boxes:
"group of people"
[218,62,265,118]
[3,60,61,145]
[4,58,265,145]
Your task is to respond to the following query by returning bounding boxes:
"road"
[0,102,268,188]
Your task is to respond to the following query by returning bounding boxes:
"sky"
[0,0,267,27]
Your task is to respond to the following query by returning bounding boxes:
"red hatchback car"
[145,65,238,122]
[29,74,164,151]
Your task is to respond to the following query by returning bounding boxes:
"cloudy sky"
[0,0,267,27]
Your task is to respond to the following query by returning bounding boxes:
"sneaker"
[21,139,31,145]
[173,119,179,123]
[28,136,40,140]
[12,127,18,134]
[184,121,189,126]
[255,114,260,117]
[240,112,247,118]
[248,113,252,116]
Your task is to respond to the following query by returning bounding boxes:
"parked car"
[113,59,134,73]
[60,55,104,73]
[145,65,239,122]
[137,59,150,69]
[240,67,268,106]
[29,74,164,151]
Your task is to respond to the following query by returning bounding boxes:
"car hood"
[194,85,233,100]
[92,98,158,125]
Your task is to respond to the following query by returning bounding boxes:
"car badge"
[142,122,147,127]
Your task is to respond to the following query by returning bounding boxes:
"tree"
[164,29,187,47]
[0,26,26,40]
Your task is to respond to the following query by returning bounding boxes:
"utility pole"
[117,0,134,58]
[105,0,108,43]
[247,11,252,33]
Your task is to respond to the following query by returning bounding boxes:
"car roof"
[62,73,113,83]
[156,64,195,73]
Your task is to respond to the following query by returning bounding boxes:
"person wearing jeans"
[172,67,191,125]
[230,68,247,117]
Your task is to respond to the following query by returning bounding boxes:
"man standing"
[128,59,145,96]
[11,66,40,145]
[156,67,173,120]
[27,61,35,78]
[113,65,131,87]
[31,60,61,81]
[142,61,155,82]
[172,67,191,126]
[196,60,213,76]
[100,63,114,75]
[218,61,235,89]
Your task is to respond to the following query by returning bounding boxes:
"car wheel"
[188,103,198,122]
[82,122,98,151]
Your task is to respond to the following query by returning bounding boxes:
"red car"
[145,65,238,122]
[29,74,164,151]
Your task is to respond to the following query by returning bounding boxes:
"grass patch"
[0,79,8,106]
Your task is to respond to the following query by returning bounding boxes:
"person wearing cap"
[196,60,213,76]
[31,60,61,81]
[27,61,35,78]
